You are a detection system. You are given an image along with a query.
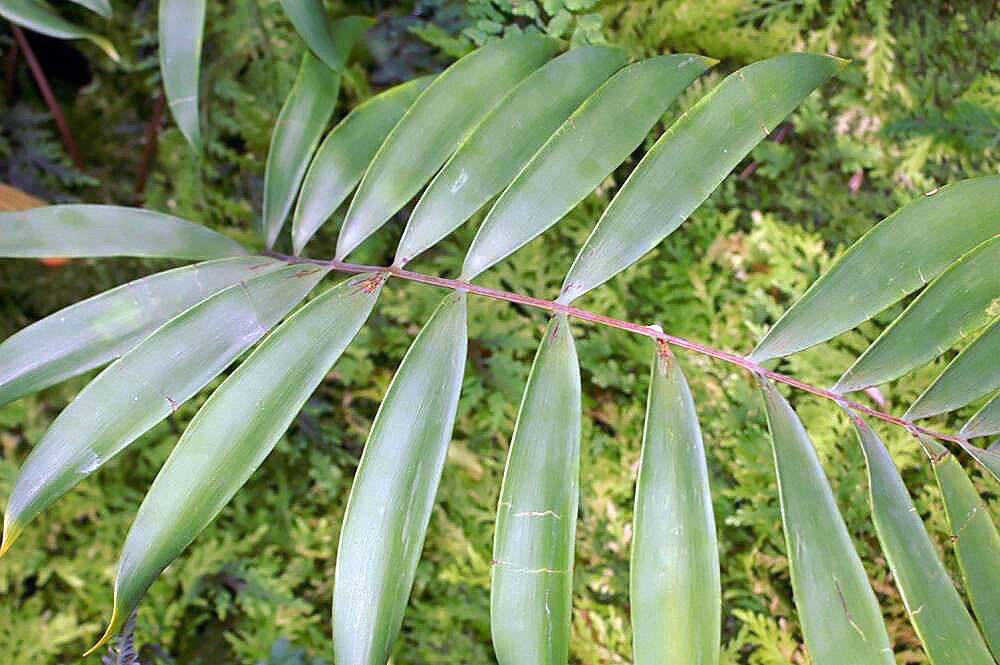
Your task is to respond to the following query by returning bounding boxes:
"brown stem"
[13,27,84,170]
[737,160,760,181]
[135,90,167,195]
[3,35,18,102]
[737,123,791,181]
[260,250,968,446]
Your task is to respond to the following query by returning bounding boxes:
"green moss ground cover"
[0,1,997,662]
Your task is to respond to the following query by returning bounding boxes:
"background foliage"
[0,1,998,663]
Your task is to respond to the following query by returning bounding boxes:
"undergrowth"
[0,0,997,663]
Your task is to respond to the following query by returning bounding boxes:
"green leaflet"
[279,3,371,73]
[262,18,372,249]
[962,395,1000,439]
[0,0,118,60]
[89,272,383,654]
[262,52,339,250]
[835,235,1000,393]
[335,33,558,261]
[955,439,1000,483]
[905,320,1000,420]
[69,0,110,18]
[159,0,207,153]
[0,256,282,407]
[758,379,893,665]
[395,45,627,266]
[751,176,1000,362]
[491,314,580,665]
[292,76,433,255]
[0,205,246,259]
[631,343,719,665]
[462,54,715,281]
[559,53,845,304]
[917,435,1000,659]
[852,417,995,665]
[0,264,327,555]
[333,292,467,665]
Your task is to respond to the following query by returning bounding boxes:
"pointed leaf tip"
[95,37,120,62]
[0,205,247,259]
[0,516,18,558]
[751,176,1000,362]
[337,33,559,261]
[835,235,1000,394]
[397,46,628,265]
[82,599,121,658]
[464,53,713,280]
[0,0,120,62]
[559,52,836,302]
[160,0,206,153]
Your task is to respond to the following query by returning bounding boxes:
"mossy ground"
[0,1,998,663]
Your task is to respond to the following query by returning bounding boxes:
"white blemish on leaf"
[449,170,469,194]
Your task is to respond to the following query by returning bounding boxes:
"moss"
[0,1,997,663]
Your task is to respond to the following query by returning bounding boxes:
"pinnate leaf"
[0,256,283,407]
[631,343,720,665]
[1,264,327,554]
[90,271,382,652]
[852,416,995,665]
[752,176,1000,362]
[491,315,580,665]
[560,53,845,304]
[462,54,715,280]
[336,33,559,260]
[0,205,246,259]
[333,292,467,665]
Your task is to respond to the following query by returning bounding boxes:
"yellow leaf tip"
[83,603,121,658]
[0,515,20,558]
[91,36,120,62]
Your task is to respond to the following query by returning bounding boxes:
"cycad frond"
[0,29,997,665]
[0,0,118,61]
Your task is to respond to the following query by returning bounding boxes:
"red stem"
[3,35,18,101]
[135,90,167,195]
[13,27,85,170]
[261,250,968,447]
